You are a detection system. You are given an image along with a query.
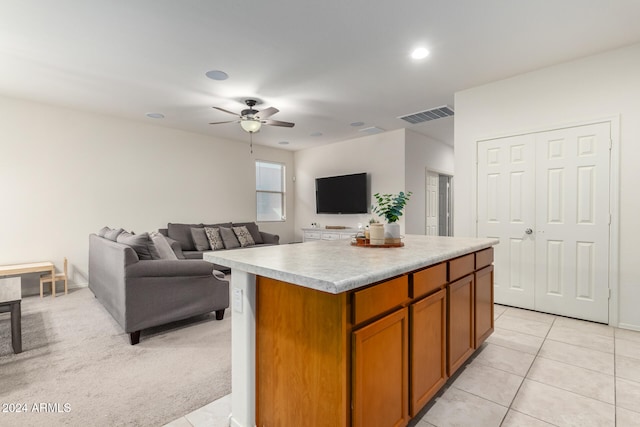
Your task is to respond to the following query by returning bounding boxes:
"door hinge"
[609,214,612,225]
[608,289,612,299]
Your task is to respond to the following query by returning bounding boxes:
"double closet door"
[477,122,611,323]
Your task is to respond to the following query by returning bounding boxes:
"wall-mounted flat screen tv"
[315,172,368,214]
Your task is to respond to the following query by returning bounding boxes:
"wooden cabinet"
[256,247,494,427]
[447,274,475,376]
[352,307,409,427]
[475,265,494,348]
[409,288,447,416]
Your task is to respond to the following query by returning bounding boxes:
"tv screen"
[315,173,368,214]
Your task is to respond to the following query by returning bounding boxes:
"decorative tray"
[351,237,404,248]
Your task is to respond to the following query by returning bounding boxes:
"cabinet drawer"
[304,231,321,240]
[412,263,447,299]
[353,276,409,325]
[475,247,494,270]
[322,233,340,240]
[448,254,475,282]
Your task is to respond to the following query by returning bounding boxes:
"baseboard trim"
[618,322,640,332]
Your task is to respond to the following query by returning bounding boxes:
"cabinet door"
[447,274,474,377]
[475,265,494,348]
[353,307,409,427]
[410,288,447,416]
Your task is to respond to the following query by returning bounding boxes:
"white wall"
[405,130,454,235]
[0,95,295,295]
[454,43,640,329]
[293,129,405,241]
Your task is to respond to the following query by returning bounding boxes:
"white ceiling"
[2,1,640,151]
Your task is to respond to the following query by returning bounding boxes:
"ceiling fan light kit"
[240,118,262,133]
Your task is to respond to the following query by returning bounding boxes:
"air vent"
[398,105,454,124]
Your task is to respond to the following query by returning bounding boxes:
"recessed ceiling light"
[411,47,430,60]
[278,141,290,145]
[350,121,365,127]
[310,131,323,137]
[205,70,229,80]
[146,113,165,119]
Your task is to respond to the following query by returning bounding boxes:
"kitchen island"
[204,235,498,427]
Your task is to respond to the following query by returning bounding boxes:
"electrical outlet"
[233,288,243,313]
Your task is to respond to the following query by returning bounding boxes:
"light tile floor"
[166,305,640,427]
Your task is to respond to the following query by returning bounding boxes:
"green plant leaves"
[371,191,412,223]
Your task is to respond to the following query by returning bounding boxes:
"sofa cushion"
[203,222,232,230]
[98,226,111,238]
[190,227,211,251]
[233,222,263,244]
[205,227,225,250]
[182,251,205,259]
[167,223,203,251]
[219,227,241,249]
[233,226,256,247]
[104,227,124,241]
[117,231,158,260]
[149,231,179,260]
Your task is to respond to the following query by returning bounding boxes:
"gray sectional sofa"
[88,229,229,345]
[158,222,279,268]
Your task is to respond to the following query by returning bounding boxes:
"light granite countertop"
[204,235,499,294]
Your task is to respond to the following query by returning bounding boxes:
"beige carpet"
[0,287,231,427]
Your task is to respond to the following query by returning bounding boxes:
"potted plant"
[372,191,412,244]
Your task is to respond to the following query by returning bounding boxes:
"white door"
[477,134,536,309]
[425,171,439,236]
[477,122,611,323]
[534,124,610,322]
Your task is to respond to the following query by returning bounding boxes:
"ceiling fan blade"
[212,106,240,116]
[256,107,279,119]
[209,120,238,125]
[263,119,295,128]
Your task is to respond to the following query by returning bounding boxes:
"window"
[256,161,285,222]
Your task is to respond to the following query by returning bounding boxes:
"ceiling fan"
[209,99,295,133]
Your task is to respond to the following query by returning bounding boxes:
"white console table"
[301,227,360,242]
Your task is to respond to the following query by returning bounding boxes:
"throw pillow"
[104,227,124,241]
[204,227,225,250]
[233,222,263,244]
[117,231,157,260]
[149,231,178,260]
[233,226,256,247]
[98,226,111,237]
[167,223,203,251]
[190,227,211,251]
[219,226,241,249]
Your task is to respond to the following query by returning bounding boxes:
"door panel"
[426,171,438,236]
[477,135,536,309]
[534,123,610,323]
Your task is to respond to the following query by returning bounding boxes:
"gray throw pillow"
[149,231,178,260]
[117,231,157,260]
[167,223,203,251]
[98,226,111,237]
[190,227,211,251]
[204,227,225,250]
[219,226,240,249]
[233,226,256,247]
[104,228,124,241]
[233,222,263,244]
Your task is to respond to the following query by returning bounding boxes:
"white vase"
[369,223,385,245]
[384,222,401,244]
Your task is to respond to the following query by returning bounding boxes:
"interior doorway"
[425,170,453,236]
